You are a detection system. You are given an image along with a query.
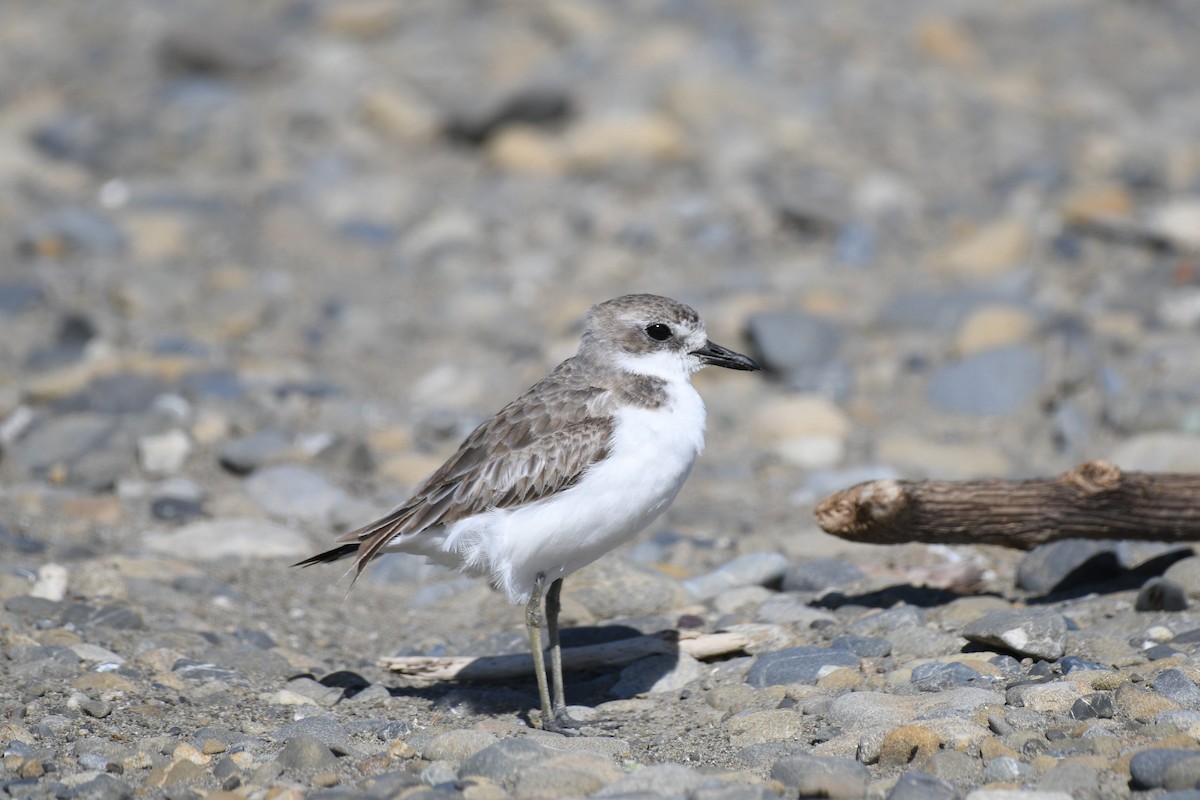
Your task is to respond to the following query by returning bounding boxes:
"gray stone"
[1036,761,1104,795]
[20,207,125,256]
[244,463,349,522]
[928,345,1044,415]
[1016,540,1122,594]
[682,552,789,601]
[61,603,145,630]
[419,730,498,763]
[911,662,986,691]
[831,635,891,658]
[142,517,311,560]
[458,738,552,789]
[1164,756,1200,792]
[276,734,337,772]
[746,310,842,378]
[611,653,703,697]
[770,753,869,799]
[1153,670,1200,709]
[984,755,1036,784]
[567,559,689,619]
[781,558,866,593]
[275,716,353,752]
[923,749,982,787]
[1130,749,1200,790]
[961,609,1067,660]
[845,606,925,637]
[886,771,959,800]
[218,429,292,474]
[8,413,135,489]
[0,280,44,316]
[753,594,837,626]
[593,763,710,797]
[745,646,859,687]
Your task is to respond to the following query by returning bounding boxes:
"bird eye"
[645,323,672,341]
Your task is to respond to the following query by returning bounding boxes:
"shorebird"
[296,294,759,732]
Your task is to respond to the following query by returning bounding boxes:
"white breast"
[446,380,707,604]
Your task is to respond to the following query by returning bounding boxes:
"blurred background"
[2,0,1200,569]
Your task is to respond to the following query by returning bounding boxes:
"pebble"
[612,652,704,696]
[781,559,865,593]
[276,735,338,773]
[243,463,350,523]
[218,429,293,474]
[682,552,789,601]
[887,771,960,800]
[961,609,1068,660]
[566,558,690,619]
[1015,540,1121,595]
[745,310,842,385]
[745,646,860,688]
[458,738,553,790]
[137,429,193,475]
[770,753,869,799]
[142,517,311,560]
[927,345,1044,416]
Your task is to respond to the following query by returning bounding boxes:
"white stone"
[137,429,192,475]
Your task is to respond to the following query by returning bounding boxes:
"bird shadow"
[304,623,679,719]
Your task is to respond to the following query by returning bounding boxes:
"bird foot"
[537,708,593,736]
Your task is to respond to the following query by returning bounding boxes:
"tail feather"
[292,543,360,568]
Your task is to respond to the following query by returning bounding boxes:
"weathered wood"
[380,630,750,682]
[814,459,1200,550]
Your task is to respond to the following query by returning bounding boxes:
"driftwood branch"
[380,630,750,682]
[815,459,1200,550]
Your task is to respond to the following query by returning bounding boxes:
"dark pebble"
[1147,644,1185,661]
[1137,578,1189,612]
[443,85,573,146]
[218,429,292,474]
[59,372,166,414]
[1060,656,1109,673]
[745,647,859,688]
[150,495,205,522]
[886,770,960,800]
[1071,692,1115,720]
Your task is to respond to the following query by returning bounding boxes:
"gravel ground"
[4,1,1200,798]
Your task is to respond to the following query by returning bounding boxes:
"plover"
[296,294,759,732]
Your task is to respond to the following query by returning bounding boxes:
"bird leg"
[546,577,566,712]
[525,573,554,730]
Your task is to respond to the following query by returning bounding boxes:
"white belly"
[442,382,707,604]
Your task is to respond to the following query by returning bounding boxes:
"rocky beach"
[3,1,1200,798]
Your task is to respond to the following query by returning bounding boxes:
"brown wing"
[341,366,615,577]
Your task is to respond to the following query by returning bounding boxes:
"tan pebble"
[70,561,128,601]
[230,751,255,769]
[725,709,804,748]
[73,673,137,693]
[36,628,82,647]
[320,0,400,38]
[359,85,437,142]
[123,213,189,261]
[201,739,227,755]
[61,496,123,525]
[955,305,1037,355]
[1061,184,1134,223]
[564,113,688,169]
[488,126,567,176]
[122,752,154,770]
[877,725,941,768]
[938,218,1031,278]
[387,740,416,760]
[1031,754,1060,773]
[172,742,210,766]
[264,789,306,800]
[145,759,205,788]
[876,431,1011,479]
[1114,681,1181,721]
[311,772,340,788]
[19,758,45,778]
[816,667,862,691]
[915,15,976,65]
[137,648,183,672]
[979,736,1020,762]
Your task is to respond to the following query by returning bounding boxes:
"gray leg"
[546,578,566,711]
[525,573,553,729]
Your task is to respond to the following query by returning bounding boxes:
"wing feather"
[341,363,615,577]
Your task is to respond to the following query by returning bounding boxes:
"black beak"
[690,340,761,371]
